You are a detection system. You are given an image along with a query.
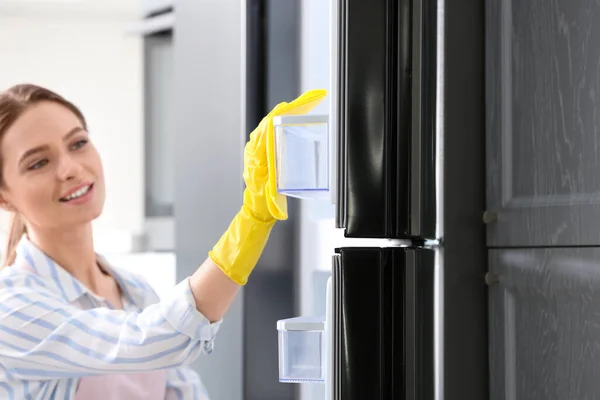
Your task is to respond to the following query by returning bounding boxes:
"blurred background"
[0,0,337,399]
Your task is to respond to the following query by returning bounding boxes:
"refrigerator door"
[331,247,435,400]
[333,0,439,239]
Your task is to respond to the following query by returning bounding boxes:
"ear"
[0,190,14,213]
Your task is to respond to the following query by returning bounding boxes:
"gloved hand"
[209,89,327,285]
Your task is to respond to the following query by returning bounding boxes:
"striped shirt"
[0,235,221,399]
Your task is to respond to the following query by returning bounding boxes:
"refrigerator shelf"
[273,114,330,200]
[277,316,326,384]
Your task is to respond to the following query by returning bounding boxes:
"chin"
[67,207,103,226]
[89,207,104,221]
[89,199,105,221]
[71,197,105,224]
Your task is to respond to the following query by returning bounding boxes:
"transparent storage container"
[277,316,326,384]
[273,114,329,200]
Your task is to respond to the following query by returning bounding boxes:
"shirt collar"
[14,235,145,307]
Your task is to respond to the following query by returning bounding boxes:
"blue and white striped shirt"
[0,235,221,399]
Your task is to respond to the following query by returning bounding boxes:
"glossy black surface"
[337,0,438,239]
[332,247,434,399]
[410,0,439,239]
[332,0,489,397]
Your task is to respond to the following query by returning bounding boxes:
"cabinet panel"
[486,0,600,246]
[489,248,600,400]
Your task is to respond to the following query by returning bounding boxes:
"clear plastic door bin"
[277,316,325,383]
[273,114,329,200]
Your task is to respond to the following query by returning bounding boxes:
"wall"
[0,3,144,254]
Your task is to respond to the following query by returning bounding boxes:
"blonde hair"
[0,84,87,267]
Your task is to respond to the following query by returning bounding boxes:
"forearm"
[185,90,327,324]
[0,273,219,380]
[187,204,274,321]
[189,258,241,323]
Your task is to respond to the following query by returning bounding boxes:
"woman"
[0,83,296,399]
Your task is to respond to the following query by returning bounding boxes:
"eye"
[70,139,88,151]
[28,159,48,170]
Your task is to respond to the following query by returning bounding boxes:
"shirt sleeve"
[0,272,221,381]
[165,366,211,400]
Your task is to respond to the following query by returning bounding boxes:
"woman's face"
[0,101,105,230]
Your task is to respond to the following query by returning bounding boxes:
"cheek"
[84,149,106,201]
[95,154,105,178]
[14,179,55,222]
[3,167,50,209]
[86,146,104,177]
[23,180,53,205]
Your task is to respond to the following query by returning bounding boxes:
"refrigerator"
[276,0,489,399]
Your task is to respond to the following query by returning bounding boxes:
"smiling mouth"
[59,184,93,202]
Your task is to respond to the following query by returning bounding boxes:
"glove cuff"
[209,205,275,285]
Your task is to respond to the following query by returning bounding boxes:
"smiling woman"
[0,83,288,399]
[1,100,106,255]
[0,87,102,267]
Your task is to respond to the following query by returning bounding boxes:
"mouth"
[59,183,94,202]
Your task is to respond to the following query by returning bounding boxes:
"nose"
[56,153,83,181]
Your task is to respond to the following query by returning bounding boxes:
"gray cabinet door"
[489,248,600,400]
[486,0,600,247]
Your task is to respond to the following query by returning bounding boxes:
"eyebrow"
[18,127,85,166]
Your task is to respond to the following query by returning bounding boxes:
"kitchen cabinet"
[489,247,600,399]
[486,0,600,247]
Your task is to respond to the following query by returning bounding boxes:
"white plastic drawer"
[273,114,330,200]
[277,316,326,383]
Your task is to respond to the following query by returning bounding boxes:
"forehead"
[3,101,83,151]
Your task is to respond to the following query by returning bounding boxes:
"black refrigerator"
[327,0,488,398]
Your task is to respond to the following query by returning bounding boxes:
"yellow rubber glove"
[265,89,328,220]
[209,89,327,285]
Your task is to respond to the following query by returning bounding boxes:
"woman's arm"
[186,100,288,321]
[189,258,240,323]
[186,89,326,322]
[0,270,218,380]
[191,204,275,322]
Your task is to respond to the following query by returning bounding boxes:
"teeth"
[64,185,90,201]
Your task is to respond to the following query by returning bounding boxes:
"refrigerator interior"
[297,1,336,398]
